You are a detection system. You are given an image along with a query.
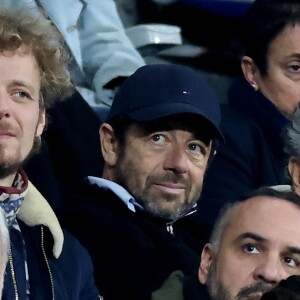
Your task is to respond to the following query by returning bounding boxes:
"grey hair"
[209,186,300,252]
[284,104,300,158]
[208,201,239,252]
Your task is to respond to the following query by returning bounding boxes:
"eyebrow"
[236,233,300,255]
[287,247,300,255]
[286,53,300,60]
[8,80,37,95]
[236,232,267,243]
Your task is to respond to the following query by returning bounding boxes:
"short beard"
[0,160,20,180]
[236,282,273,300]
[135,186,197,221]
[206,260,273,300]
[0,135,41,181]
[113,155,198,221]
[206,259,232,300]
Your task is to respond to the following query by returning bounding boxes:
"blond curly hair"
[0,7,73,109]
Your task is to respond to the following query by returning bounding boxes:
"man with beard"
[152,187,300,300]
[61,63,224,299]
[0,7,100,299]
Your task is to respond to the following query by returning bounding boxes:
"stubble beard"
[206,260,273,300]
[0,144,22,179]
[0,135,40,180]
[113,152,201,221]
[206,259,233,300]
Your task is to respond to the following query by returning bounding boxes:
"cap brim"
[127,102,224,143]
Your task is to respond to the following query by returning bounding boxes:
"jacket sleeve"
[79,0,145,105]
[59,231,101,300]
[151,271,185,300]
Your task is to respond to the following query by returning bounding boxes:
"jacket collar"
[228,77,290,156]
[18,181,64,258]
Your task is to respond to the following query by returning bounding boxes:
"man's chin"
[145,201,191,221]
[237,294,262,300]
[0,160,22,180]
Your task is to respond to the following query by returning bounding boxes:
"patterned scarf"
[0,169,28,226]
[0,169,30,298]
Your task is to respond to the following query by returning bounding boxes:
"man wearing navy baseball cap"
[61,64,224,300]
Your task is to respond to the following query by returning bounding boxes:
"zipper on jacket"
[8,243,19,300]
[166,223,174,235]
[41,226,55,300]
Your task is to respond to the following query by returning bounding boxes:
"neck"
[0,173,16,187]
[102,165,114,181]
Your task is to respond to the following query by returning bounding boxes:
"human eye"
[187,142,207,158]
[11,90,33,103]
[283,256,299,268]
[151,134,166,145]
[287,62,300,73]
[242,244,260,254]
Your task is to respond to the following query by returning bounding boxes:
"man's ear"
[288,156,300,195]
[198,243,214,284]
[99,123,119,167]
[36,108,46,137]
[241,56,259,91]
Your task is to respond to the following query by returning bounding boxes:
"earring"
[251,83,258,91]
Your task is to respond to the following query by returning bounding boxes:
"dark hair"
[248,186,300,208]
[209,186,300,251]
[107,115,134,147]
[242,0,300,76]
[283,104,300,159]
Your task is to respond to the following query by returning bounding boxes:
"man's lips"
[0,131,16,139]
[154,182,186,194]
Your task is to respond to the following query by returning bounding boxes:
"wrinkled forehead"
[135,113,216,145]
[222,196,300,246]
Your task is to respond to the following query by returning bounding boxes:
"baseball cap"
[106,64,224,143]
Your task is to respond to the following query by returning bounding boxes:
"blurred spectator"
[151,0,253,17]
[138,0,245,76]
[284,105,300,195]
[180,0,253,18]
[197,0,299,224]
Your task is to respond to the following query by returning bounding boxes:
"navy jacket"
[60,183,210,300]
[196,77,290,225]
[2,183,100,300]
[3,224,99,300]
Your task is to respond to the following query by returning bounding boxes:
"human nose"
[253,256,287,286]
[163,145,188,174]
[0,94,11,119]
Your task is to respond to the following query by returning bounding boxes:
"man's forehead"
[223,196,300,244]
